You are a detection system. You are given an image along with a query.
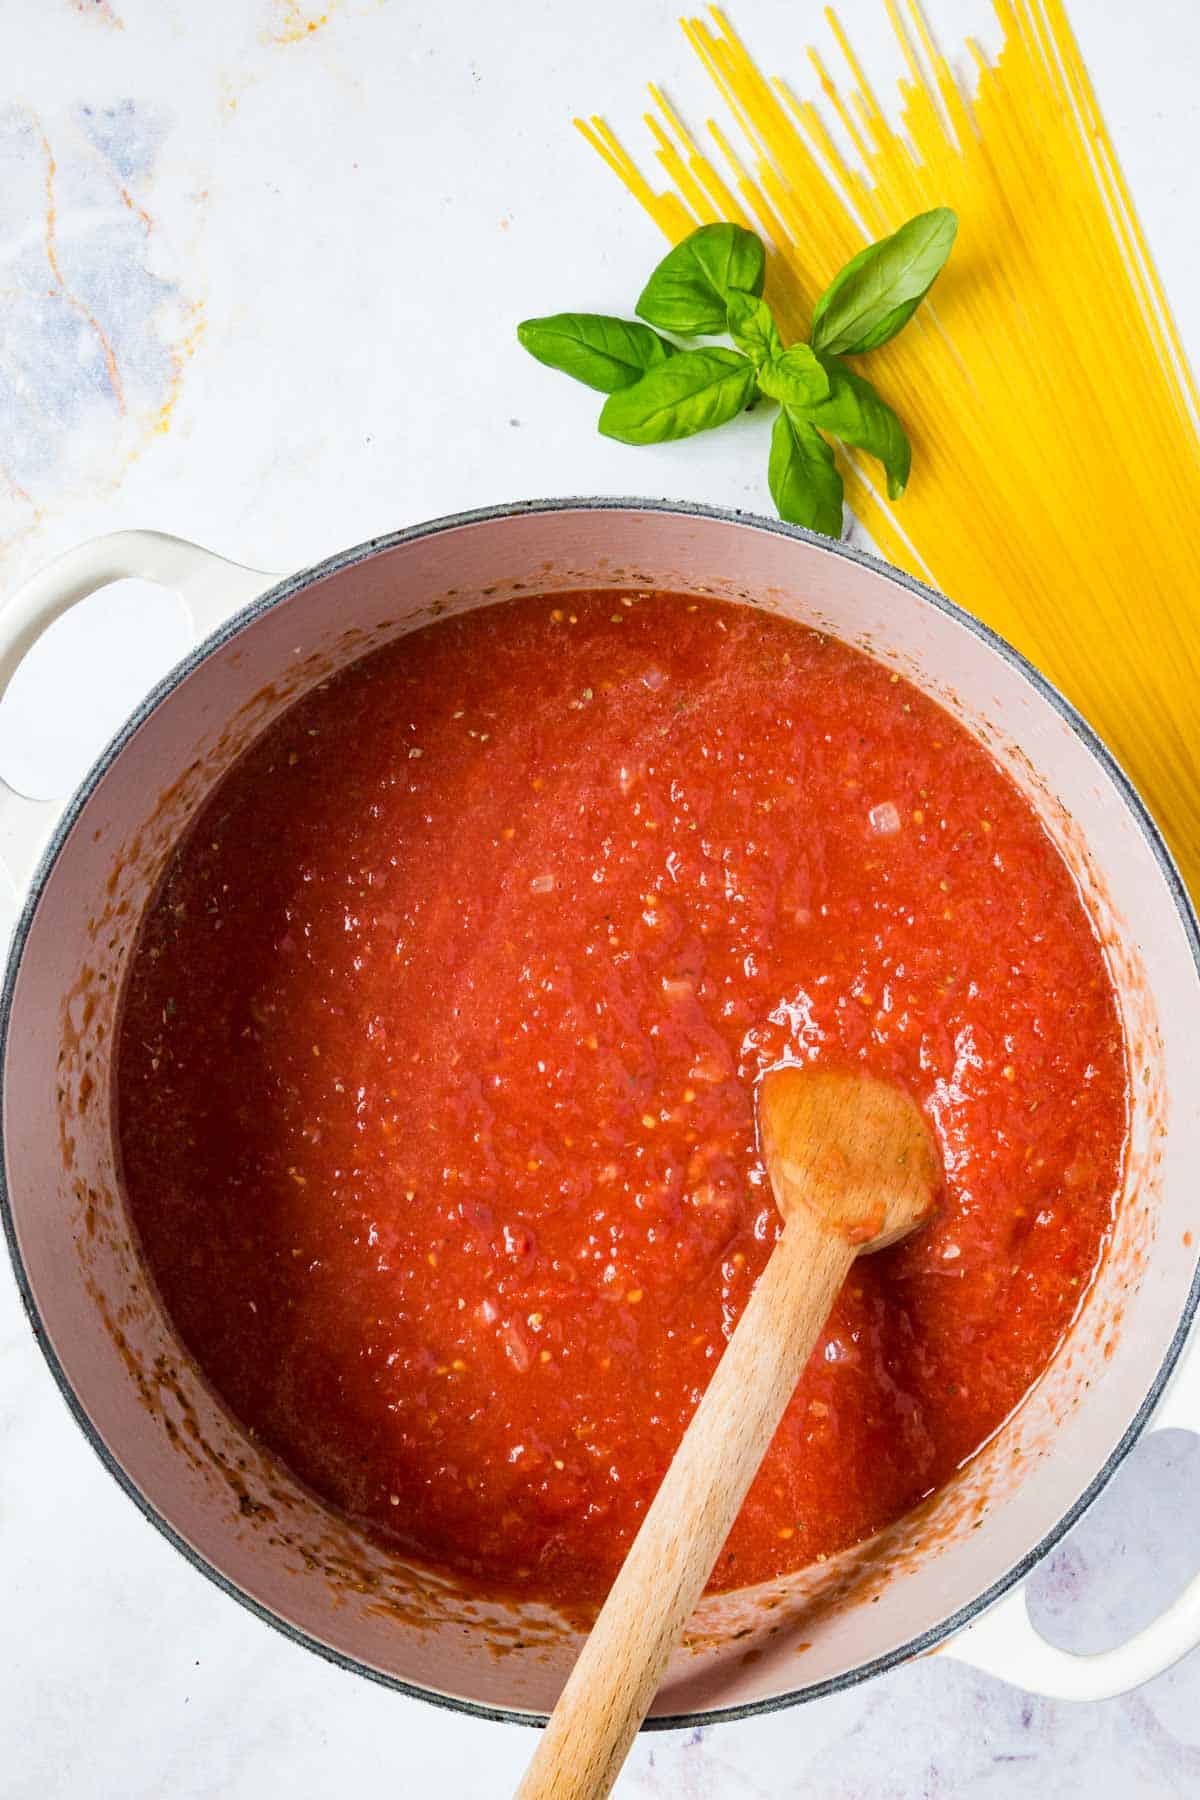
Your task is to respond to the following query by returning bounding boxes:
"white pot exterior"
[2,502,1198,1722]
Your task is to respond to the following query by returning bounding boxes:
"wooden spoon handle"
[515,1207,855,1800]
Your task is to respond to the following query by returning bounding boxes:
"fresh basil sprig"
[805,355,911,500]
[769,410,843,539]
[757,343,830,408]
[810,209,957,357]
[725,290,781,366]
[599,347,757,445]
[517,314,676,393]
[516,208,956,537]
[636,221,765,335]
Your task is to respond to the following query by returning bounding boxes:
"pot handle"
[0,529,276,937]
[939,1330,1200,1699]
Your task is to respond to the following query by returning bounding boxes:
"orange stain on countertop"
[267,0,340,45]
[40,129,125,412]
[1,105,202,552]
[150,301,206,441]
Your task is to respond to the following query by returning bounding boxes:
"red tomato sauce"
[117,591,1126,1604]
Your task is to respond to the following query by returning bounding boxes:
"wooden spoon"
[515,1064,940,1800]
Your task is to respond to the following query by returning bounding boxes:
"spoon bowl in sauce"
[516,1063,941,1800]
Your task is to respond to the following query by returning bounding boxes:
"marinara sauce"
[118,591,1125,1603]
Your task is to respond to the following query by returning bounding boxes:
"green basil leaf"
[516,313,676,394]
[599,347,757,445]
[726,290,781,365]
[810,208,957,356]
[802,355,911,499]
[768,408,844,538]
[757,343,831,407]
[636,223,766,335]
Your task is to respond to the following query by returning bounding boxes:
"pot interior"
[5,504,1199,1719]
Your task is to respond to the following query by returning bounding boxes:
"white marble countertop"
[4,2,1200,1794]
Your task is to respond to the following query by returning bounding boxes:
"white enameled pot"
[3,501,1199,1727]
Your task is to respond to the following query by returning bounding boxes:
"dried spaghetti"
[578,2,1200,894]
